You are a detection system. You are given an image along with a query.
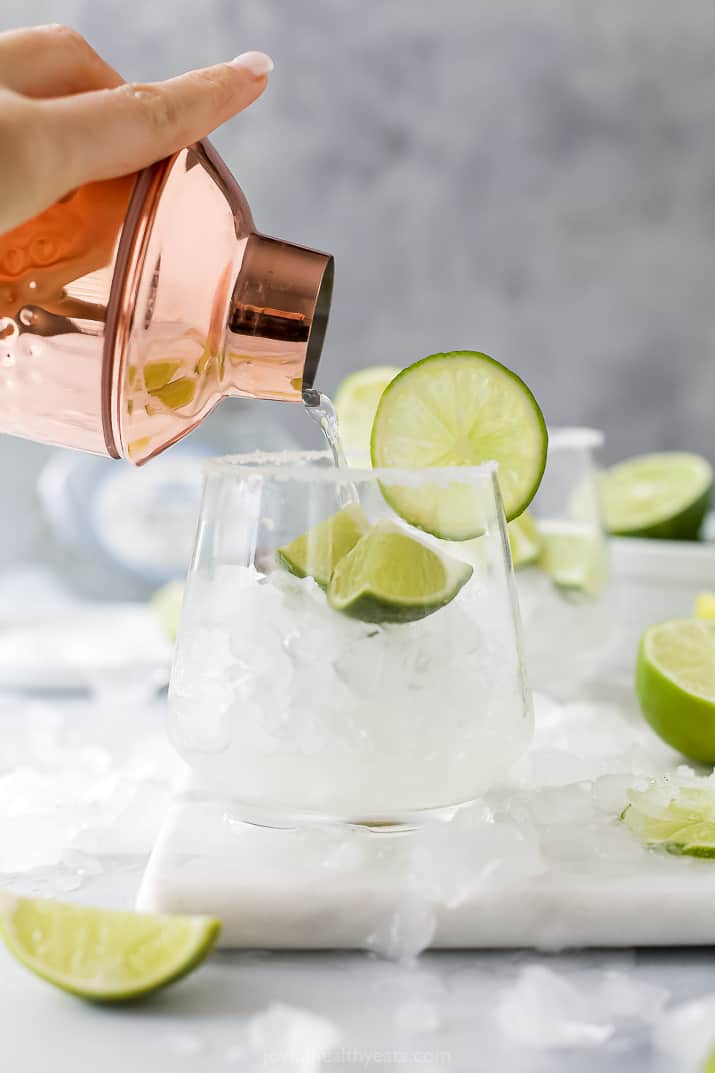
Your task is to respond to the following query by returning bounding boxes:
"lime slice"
[334,366,402,461]
[636,619,715,763]
[601,452,713,540]
[537,522,607,596]
[664,822,715,858]
[508,511,542,568]
[370,351,547,539]
[151,580,184,642]
[695,593,715,620]
[276,503,370,588]
[0,898,220,1003]
[621,779,715,858]
[704,1044,715,1073]
[328,522,472,623]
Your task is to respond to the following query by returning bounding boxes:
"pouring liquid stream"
[303,389,358,506]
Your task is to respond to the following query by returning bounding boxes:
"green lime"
[508,511,543,568]
[621,780,715,858]
[703,1044,715,1073]
[276,503,371,588]
[601,452,713,540]
[695,593,715,620]
[370,351,547,539]
[636,619,715,763]
[537,522,607,596]
[664,822,715,858]
[0,897,220,1003]
[327,522,472,623]
[151,580,184,642]
[334,365,402,461]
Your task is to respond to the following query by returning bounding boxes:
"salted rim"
[547,427,604,450]
[203,449,498,484]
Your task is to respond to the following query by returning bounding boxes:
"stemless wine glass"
[168,451,532,828]
[513,428,610,699]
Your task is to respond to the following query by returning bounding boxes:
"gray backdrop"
[1,1,714,589]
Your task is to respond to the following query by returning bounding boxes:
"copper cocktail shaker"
[0,140,333,464]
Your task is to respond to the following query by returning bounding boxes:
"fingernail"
[229,51,274,77]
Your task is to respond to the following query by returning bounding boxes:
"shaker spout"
[224,233,334,402]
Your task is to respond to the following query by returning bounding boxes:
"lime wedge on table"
[276,503,370,588]
[370,351,547,539]
[601,452,712,540]
[328,522,472,623]
[334,366,402,461]
[508,511,542,568]
[636,619,715,764]
[537,523,607,596]
[621,780,715,858]
[0,897,220,1003]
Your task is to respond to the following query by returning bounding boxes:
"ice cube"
[496,964,614,1048]
[652,993,715,1070]
[245,1003,340,1072]
[394,996,442,1034]
[163,1032,206,1057]
[366,895,435,961]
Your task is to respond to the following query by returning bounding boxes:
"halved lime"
[328,522,472,623]
[695,593,715,620]
[537,522,607,596]
[370,351,547,539]
[621,779,715,858]
[636,619,715,763]
[334,366,402,461]
[508,511,542,568]
[601,453,713,540]
[0,897,220,1003]
[276,503,370,588]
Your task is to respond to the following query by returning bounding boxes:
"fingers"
[0,24,123,97]
[37,52,273,190]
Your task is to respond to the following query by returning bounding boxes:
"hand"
[0,24,273,234]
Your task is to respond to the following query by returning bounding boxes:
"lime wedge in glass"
[370,351,547,539]
[508,511,542,568]
[0,897,220,1003]
[621,779,715,858]
[334,365,402,462]
[537,521,607,596]
[151,580,184,642]
[276,503,371,588]
[601,452,713,540]
[328,522,472,623]
[636,619,715,763]
[695,593,715,620]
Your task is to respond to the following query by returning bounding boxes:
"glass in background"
[512,428,610,700]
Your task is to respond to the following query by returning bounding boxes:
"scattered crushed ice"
[652,993,715,1071]
[496,963,669,1050]
[394,996,442,1034]
[163,1031,206,1057]
[224,1003,340,1072]
[366,894,436,962]
[0,694,177,889]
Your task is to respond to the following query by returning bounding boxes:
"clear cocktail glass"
[169,451,532,828]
